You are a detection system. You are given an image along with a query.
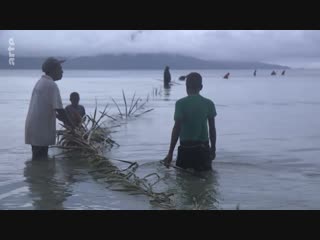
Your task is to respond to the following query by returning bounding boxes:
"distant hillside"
[0,54,290,70]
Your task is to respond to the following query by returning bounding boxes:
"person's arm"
[50,84,74,129]
[56,109,74,129]
[208,116,216,160]
[163,120,181,168]
[81,106,86,120]
[80,106,86,118]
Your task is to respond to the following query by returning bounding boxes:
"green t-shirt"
[174,94,217,142]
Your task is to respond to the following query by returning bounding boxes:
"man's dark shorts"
[32,146,48,160]
[176,141,212,171]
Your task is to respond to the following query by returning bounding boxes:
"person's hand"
[163,153,173,168]
[56,113,63,122]
[209,147,216,161]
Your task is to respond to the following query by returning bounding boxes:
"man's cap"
[42,57,66,73]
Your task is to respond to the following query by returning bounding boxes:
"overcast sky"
[1,30,320,68]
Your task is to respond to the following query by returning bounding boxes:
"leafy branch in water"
[54,94,174,209]
[111,90,153,119]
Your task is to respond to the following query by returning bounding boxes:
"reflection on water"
[174,169,219,210]
[24,157,72,210]
[22,150,220,210]
[156,161,220,210]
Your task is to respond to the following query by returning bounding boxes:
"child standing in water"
[65,92,86,127]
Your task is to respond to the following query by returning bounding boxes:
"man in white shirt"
[25,57,72,160]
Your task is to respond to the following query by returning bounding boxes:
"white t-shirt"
[25,75,63,146]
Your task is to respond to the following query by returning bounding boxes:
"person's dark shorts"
[32,146,48,160]
[176,141,212,171]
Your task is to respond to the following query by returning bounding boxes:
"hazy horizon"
[2,30,320,68]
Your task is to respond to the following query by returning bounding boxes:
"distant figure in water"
[281,70,286,76]
[271,70,276,76]
[223,73,230,79]
[163,72,217,171]
[179,75,186,81]
[65,92,86,127]
[164,66,171,88]
[253,70,257,77]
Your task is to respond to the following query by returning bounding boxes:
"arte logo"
[8,38,15,66]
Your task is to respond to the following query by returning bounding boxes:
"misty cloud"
[1,30,320,68]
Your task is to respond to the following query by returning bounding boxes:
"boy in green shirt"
[163,72,217,171]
